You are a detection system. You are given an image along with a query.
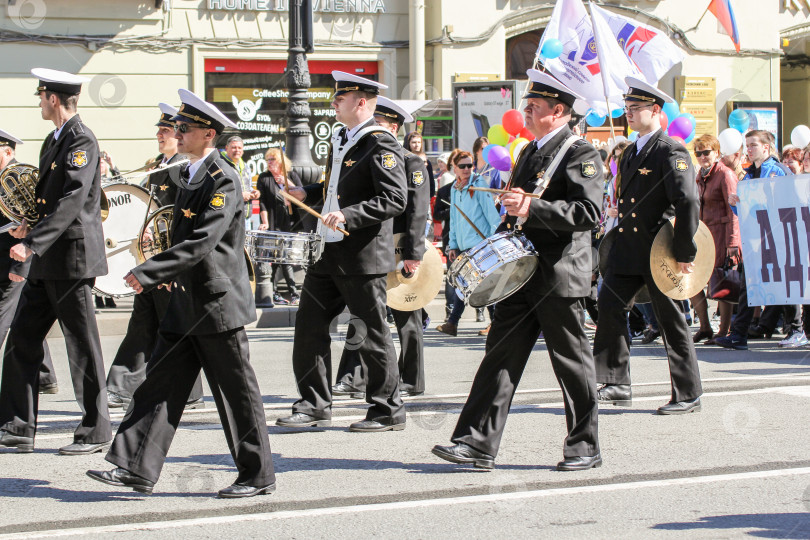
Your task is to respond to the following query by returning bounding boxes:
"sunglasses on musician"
[173,123,209,133]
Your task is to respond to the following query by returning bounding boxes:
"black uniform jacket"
[14,115,107,280]
[610,129,699,275]
[148,153,181,207]
[131,150,256,335]
[499,126,603,298]
[394,152,429,261]
[303,125,407,276]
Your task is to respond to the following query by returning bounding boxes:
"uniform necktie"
[339,127,348,147]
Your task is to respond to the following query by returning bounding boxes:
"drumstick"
[280,190,349,236]
[453,204,486,240]
[469,186,543,198]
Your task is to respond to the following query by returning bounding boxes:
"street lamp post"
[285,0,321,185]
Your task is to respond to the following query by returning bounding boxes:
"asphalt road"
[1,298,809,539]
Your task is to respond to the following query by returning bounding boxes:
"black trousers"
[106,288,203,401]
[271,264,298,295]
[729,264,756,336]
[106,328,275,486]
[451,290,599,459]
[336,307,426,394]
[758,304,801,334]
[0,276,55,385]
[593,269,702,402]
[291,271,404,423]
[0,278,111,443]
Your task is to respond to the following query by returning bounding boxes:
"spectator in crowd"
[472,136,502,190]
[782,146,803,174]
[221,136,259,228]
[256,148,303,306]
[601,140,630,234]
[716,130,792,350]
[720,139,747,181]
[688,134,740,345]
[405,131,435,198]
[434,149,460,320]
[436,153,453,188]
[435,151,500,337]
[802,145,810,174]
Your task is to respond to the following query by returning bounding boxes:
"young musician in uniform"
[277,72,408,432]
[593,77,702,414]
[0,69,111,455]
[432,71,603,471]
[88,90,275,497]
[105,103,204,410]
[332,96,430,398]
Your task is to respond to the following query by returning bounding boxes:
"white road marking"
[4,466,810,539]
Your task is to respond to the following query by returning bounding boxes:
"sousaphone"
[649,217,715,300]
[386,233,443,311]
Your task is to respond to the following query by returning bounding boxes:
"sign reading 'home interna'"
[207,0,387,13]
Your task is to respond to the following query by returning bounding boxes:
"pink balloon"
[671,136,685,146]
[488,145,512,172]
[668,116,692,140]
[659,111,669,131]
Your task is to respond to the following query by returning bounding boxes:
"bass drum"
[93,182,159,298]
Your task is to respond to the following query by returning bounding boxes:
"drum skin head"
[468,256,537,307]
[386,234,444,311]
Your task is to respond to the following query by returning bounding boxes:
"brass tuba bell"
[0,163,39,233]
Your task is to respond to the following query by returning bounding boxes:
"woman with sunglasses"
[690,134,740,344]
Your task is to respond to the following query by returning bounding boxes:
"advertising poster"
[453,81,518,153]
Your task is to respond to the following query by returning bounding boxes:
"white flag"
[590,3,685,85]
[536,0,640,116]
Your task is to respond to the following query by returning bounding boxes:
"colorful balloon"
[728,109,749,133]
[482,143,498,164]
[502,109,525,135]
[662,101,680,124]
[519,126,534,141]
[718,128,744,156]
[659,112,669,131]
[540,39,563,60]
[487,124,510,146]
[488,145,512,172]
[611,107,624,118]
[684,131,695,144]
[585,111,606,127]
[791,125,810,149]
[668,115,693,140]
[671,136,685,146]
[679,112,697,131]
[509,138,530,161]
[628,131,639,142]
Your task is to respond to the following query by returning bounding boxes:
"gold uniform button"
[631,198,635,203]
[619,213,623,218]
[337,195,340,199]
[633,227,638,232]
[632,213,636,218]
[506,223,511,229]
[619,199,623,204]
[618,227,624,232]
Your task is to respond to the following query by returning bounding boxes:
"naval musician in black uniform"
[0,68,112,455]
[332,96,430,398]
[105,103,204,410]
[277,71,408,432]
[593,77,702,415]
[432,70,603,471]
[88,89,275,498]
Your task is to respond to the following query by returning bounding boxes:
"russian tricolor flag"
[708,0,740,52]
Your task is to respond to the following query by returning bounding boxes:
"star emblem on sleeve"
[639,168,651,175]
[344,159,356,167]
[182,208,196,219]
[159,184,168,191]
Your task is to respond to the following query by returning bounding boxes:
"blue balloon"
[728,109,749,133]
[662,101,680,124]
[585,111,606,127]
[482,143,498,164]
[628,131,639,142]
[540,39,563,60]
[679,112,696,131]
[611,107,624,118]
[684,131,695,144]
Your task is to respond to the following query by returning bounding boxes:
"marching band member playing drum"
[104,103,204,410]
[0,69,112,455]
[432,70,603,471]
[593,77,702,415]
[277,71,408,432]
[332,96,430,398]
[88,89,276,497]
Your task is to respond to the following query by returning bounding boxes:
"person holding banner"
[593,77,703,415]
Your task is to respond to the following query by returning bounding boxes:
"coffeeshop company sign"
[207,0,387,13]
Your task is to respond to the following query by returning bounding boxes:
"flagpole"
[587,1,616,140]
[686,6,711,33]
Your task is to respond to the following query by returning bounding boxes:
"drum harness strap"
[515,135,581,228]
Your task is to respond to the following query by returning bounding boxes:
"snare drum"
[447,232,538,308]
[93,182,159,298]
[245,230,321,267]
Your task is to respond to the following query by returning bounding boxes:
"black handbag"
[708,254,741,303]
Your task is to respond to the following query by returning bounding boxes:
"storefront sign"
[207,0,387,13]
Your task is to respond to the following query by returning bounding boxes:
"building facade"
[0,0,808,172]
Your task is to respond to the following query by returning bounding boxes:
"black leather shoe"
[640,329,660,344]
[349,419,405,432]
[400,388,424,398]
[597,384,632,406]
[0,431,34,453]
[432,443,495,469]
[657,397,701,415]
[184,397,205,410]
[107,391,129,409]
[87,468,154,494]
[218,482,276,498]
[275,413,331,428]
[748,324,773,339]
[39,383,58,395]
[332,381,362,397]
[59,441,111,456]
[556,454,602,471]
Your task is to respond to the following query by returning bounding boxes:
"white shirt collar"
[534,124,567,151]
[346,116,375,142]
[53,123,66,141]
[186,149,214,184]
[635,127,660,153]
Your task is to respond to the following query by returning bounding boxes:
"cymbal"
[650,218,715,300]
[598,226,651,304]
[386,234,444,311]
